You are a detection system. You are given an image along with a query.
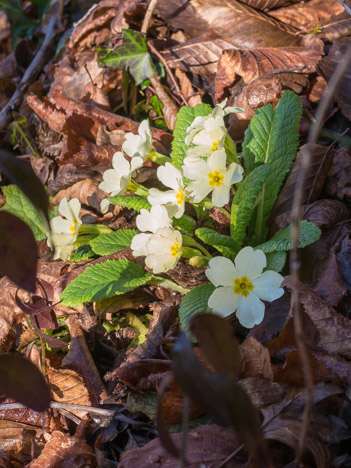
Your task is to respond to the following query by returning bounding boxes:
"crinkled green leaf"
[196,228,240,259]
[90,229,137,255]
[230,165,270,245]
[173,214,196,236]
[1,185,47,240]
[97,29,155,85]
[109,195,151,212]
[242,91,301,239]
[255,221,321,253]
[179,283,215,333]
[171,104,212,169]
[70,245,96,261]
[61,259,154,306]
[265,251,287,272]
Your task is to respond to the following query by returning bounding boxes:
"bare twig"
[0,0,62,131]
[148,40,187,105]
[0,401,117,417]
[149,73,179,130]
[290,44,351,466]
[141,0,159,34]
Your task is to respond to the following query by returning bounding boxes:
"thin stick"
[290,44,351,466]
[0,402,116,417]
[178,395,190,468]
[0,0,61,131]
[148,40,187,105]
[141,0,159,34]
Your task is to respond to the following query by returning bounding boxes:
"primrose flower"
[183,149,243,207]
[122,119,152,161]
[147,162,186,218]
[131,204,172,257]
[205,247,284,328]
[185,99,243,149]
[99,151,143,213]
[144,227,182,274]
[49,198,82,260]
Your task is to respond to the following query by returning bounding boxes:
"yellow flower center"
[70,222,78,235]
[211,139,221,152]
[175,188,185,205]
[208,170,224,187]
[170,242,181,257]
[233,276,254,297]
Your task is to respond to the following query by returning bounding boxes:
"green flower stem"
[79,224,112,235]
[149,277,190,294]
[127,180,149,197]
[148,150,170,165]
[183,235,212,258]
[182,246,202,258]
[197,198,231,218]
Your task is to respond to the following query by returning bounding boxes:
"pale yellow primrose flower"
[131,204,172,257]
[144,226,182,274]
[185,99,243,152]
[205,247,284,328]
[122,119,152,161]
[99,151,143,213]
[183,149,243,207]
[49,198,82,260]
[147,162,186,218]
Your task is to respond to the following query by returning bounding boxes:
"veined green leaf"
[255,221,321,253]
[242,91,301,241]
[61,259,154,306]
[265,251,287,272]
[97,29,155,85]
[173,214,196,236]
[230,164,270,245]
[171,104,212,169]
[70,245,96,261]
[1,185,47,240]
[90,229,137,255]
[195,228,240,259]
[179,283,215,333]
[108,195,151,212]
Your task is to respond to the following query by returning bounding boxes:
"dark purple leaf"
[0,354,51,412]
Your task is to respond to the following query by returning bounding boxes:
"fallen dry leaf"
[119,424,243,468]
[174,68,203,107]
[325,148,351,203]
[268,0,344,31]
[51,179,106,213]
[215,47,322,101]
[284,278,351,359]
[321,11,351,41]
[27,431,97,467]
[240,336,274,380]
[0,278,25,353]
[0,420,43,460]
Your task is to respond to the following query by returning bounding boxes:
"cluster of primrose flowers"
[49,100,284,329]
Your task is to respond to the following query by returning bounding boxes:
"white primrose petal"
[58,198,80,223]
[252,271,284,301]
[100,198,110,214]
[51,217,74,235]
[207,149,227,172]
[236,294,265,328]
[136,205,171,233]
[53,244,75,261]
[186,179,212,203]
[99,168,122,194]
[130,156,144,172]
[67,198,81,221]
[234,246,266,278]
[223,162,244,186]
[112,152,130,176]
[122,134,140,157]
[145,227,182,273]
[206,256,236,287]
[186,145,211,160]
[182,158,209,180]
[212,184,230,207]
[192,131,216,147]
[157,163,183,191]
[208,286,238,317]
[223,106,244,116]
[148,188,177,207]
[131,232,152,257]
[204,115,225,135]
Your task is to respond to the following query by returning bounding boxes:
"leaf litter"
[0,0,351,466]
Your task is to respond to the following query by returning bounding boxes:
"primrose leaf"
[70,245,96,261]
[1,185,48,240]
[265,251,287,272]
[97,29,156,85]
[171,104,212,169]
[61,259,154,306]
[242,91,301,238]
[255,220,321,253]
[109,195,151,212]
[172,214,196,236]
[179,283,215,333]
[195,228,240,259]
[90,229,137,255]
[230,164,270,245]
